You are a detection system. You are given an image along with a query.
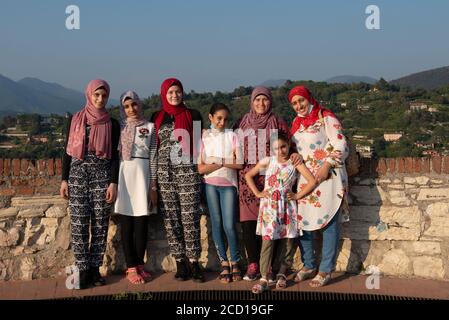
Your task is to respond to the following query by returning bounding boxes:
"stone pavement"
[1,271,448,300]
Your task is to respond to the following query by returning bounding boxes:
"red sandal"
[137,265,153,282]
[126,267,145,285]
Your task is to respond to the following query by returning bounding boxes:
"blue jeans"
[205,184,241,263]
[299,209,341,273]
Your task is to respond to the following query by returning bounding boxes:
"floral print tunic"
[292,115,349,231]
[256,157,301,240]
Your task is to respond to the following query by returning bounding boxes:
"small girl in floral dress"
[245,132,316,293]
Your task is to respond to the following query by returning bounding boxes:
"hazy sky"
[1,0,448,98]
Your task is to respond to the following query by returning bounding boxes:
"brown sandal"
[252,279,269,294]
[219,264,232,283]
[231,263,242,282]
[275,273,287,289]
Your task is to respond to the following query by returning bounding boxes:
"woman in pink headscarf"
[233,86,301,282]
[60,79,121,290]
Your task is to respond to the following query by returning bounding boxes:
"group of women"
[60,77,349,292]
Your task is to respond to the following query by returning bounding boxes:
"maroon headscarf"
[66,79,112,160]
[154,78,193,154]
[238,86,280,131]
[289,85,336,135]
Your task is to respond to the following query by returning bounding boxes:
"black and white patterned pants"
[68,152,111,271]
[158,162,202,261]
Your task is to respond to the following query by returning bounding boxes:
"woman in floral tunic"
[289,85,349,287]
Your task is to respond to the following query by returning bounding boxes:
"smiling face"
[252,94,271,115]
[91,88,109,109]
[208,109,229,131]
[272,138,290,159]
[166,85,183,106]
[122,98,141,120]
[290,95,310,116]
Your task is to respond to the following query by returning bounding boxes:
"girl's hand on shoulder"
[256,189,270,199]
[287,192,299,201]
[289,153,303,167]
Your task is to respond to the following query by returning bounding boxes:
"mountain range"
[390,66,449,90]
[325,75,378,84]
[1,65,449,116]
[0,75,118,116]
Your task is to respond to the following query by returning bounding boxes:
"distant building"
[409,102,428,111]
[428,107,438,113]
[384,133,403,142]
[422,150,440,157]
[340,102,347,108]
[0,143,15,149]
[2,132,29,138]
[352,135,374,144]
[357,105,371,111]
[415,141,435,149]
[31,135,49,143]
[356,144,374,158]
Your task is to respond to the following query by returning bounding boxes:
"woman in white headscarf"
[114,90,158,284]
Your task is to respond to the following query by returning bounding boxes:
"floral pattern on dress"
[292,115,349,231]
[256,157,301,240]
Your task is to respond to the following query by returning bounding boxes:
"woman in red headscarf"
[151,78,204,282]
[288,85,349,287]
[60,79,121,289]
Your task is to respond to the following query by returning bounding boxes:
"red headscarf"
[66,79,112,160]
[154,78,193,154]
[289,85,336,135]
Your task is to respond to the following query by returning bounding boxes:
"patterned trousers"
[158,162,201,261]
[68,153,111,271]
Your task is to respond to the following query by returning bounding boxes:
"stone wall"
[1,157,449,281]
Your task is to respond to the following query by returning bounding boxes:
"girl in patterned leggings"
[151,78,204,282]
[60,79,120,289]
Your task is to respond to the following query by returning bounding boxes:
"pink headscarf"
[118,90,146,161]
[66,79,112,160]
[238,86,279,131]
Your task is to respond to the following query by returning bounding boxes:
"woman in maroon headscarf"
[151,78,204,282]
[60,79,121,289]
[234,86,301,282]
